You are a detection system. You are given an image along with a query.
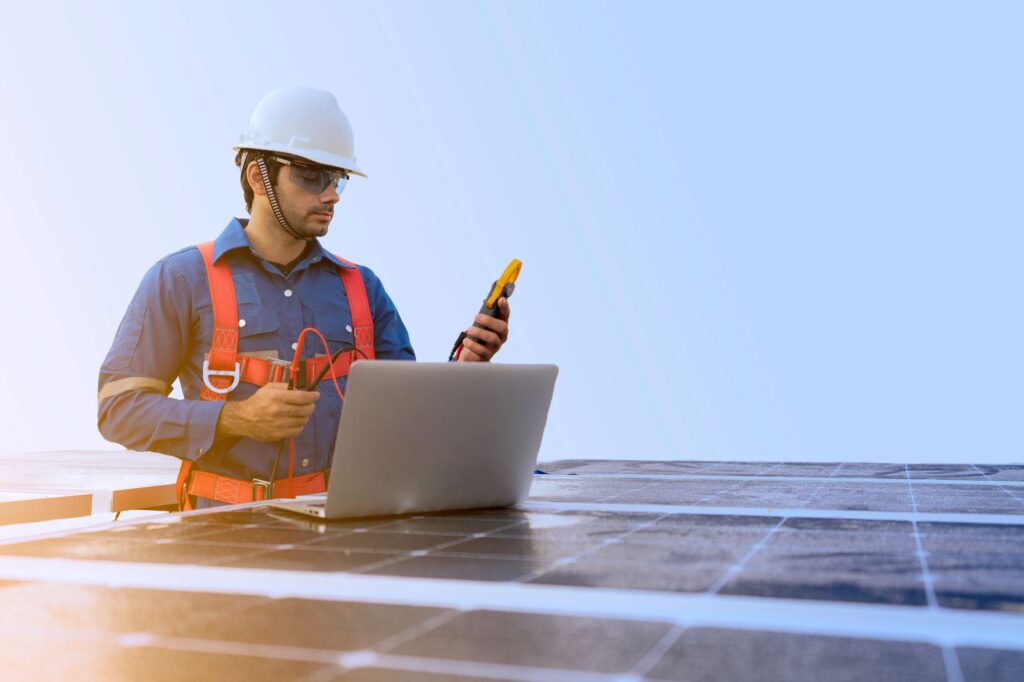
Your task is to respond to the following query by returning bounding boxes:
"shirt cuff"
[185,400,226,461]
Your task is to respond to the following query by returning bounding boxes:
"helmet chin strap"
[256,157,313,242]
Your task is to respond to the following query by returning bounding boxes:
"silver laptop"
[268,361,558,519]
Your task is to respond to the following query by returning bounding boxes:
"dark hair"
[235,150,281,213]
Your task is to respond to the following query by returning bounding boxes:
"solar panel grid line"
[0,585,612,682]
[515,467,791,586]
[521,501,1024,526]
[0,633,339,682]
[593,462,790,515]
[512,512,674,584]
[941,646,967,682]
[61,535,394,557]
[309,530,497,556]
[905,465,967,682]
[691,461,787,507]
[337,517,537,578]
[116,630,348,666]
[598,478,657,503]
[535,478,909,513]
[66,625,627,682]
[359,652,636,682]
[971,464,1024,505]
[542,472,1024,488]
[107,614,483,675]
[367,609,464,654]
[0,508,224,548]
[0,502,490,548]
[626,623,689,679]
[704,517,787,596]
[394,546,687,565]
[534,475,1024,516]
[4,556,1021,650]
[904,465,940,609]
[704,463,845,596]
[542,461,1024,478]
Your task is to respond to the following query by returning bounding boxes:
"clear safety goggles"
[271,155,349,195]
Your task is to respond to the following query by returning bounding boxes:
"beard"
[281,202,332,240]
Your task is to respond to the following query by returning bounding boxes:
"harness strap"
[196,241,239,402]
[177,243,374,512]
[185,469,327,505]
[179,240,235,510]
[336,257,376,361]
[216,351,363,390]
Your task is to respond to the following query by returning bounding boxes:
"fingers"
[260,383,321,405]
[287,403,317,419]
[251,383,319,424]
[473,313,509,343]
[279,390,320,405]
[466,325,502,348]
[237,383,322,441]
[462,300,511,362]
[461,335,494,361]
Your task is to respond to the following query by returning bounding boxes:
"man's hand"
[457,297,511,362]
[216,382,320,442]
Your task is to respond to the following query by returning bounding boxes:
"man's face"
[262,160,344,239]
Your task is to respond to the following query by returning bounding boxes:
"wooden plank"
[0,450,180,516]
[110,484,177,512]
[0,493,93,526]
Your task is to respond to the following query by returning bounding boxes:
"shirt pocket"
[236,303,281,355]
[104,301,147,371]
[313,297,355,357]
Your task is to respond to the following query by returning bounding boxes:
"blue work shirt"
[97,218,416,483]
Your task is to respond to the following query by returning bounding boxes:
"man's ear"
[246,160,268,197]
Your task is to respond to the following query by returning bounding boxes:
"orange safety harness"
[175,241,375,511]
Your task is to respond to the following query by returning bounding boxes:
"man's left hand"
[457,297,510,362]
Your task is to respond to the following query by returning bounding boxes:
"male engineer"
[97,87,511,509]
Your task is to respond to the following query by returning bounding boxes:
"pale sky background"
[0,1,1019,463]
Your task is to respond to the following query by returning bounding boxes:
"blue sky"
[0,2,1020,462]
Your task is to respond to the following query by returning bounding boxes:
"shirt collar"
[211,218,252,263]
[212,218,355,269]
[320,248,356,270]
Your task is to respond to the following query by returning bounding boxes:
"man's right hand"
[215,382,320,442]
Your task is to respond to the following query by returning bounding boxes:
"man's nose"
[320,184,340,204]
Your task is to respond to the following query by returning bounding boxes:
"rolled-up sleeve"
[97,256,223,461]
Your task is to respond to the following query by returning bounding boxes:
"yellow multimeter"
[449,259,521,361]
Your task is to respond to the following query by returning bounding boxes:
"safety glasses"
[271,155,349,195]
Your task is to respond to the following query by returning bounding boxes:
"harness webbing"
[175,241,375,511]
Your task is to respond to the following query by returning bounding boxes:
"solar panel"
[0,460,1022,681]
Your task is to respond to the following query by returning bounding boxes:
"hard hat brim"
[233,142,367,178]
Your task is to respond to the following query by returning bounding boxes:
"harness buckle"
[251,479,273,501]
[202,360,241,394]
[267,357,292,384]
[179,478,189,510]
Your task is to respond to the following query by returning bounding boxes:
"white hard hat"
[234,86,367,177]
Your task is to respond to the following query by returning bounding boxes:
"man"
[98,87,510,508]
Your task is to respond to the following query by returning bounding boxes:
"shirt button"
[345,325,352,333]
[284,289,293,297]
[238,319,246,328]
[291,342,298,351]
[301,458,310,467]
